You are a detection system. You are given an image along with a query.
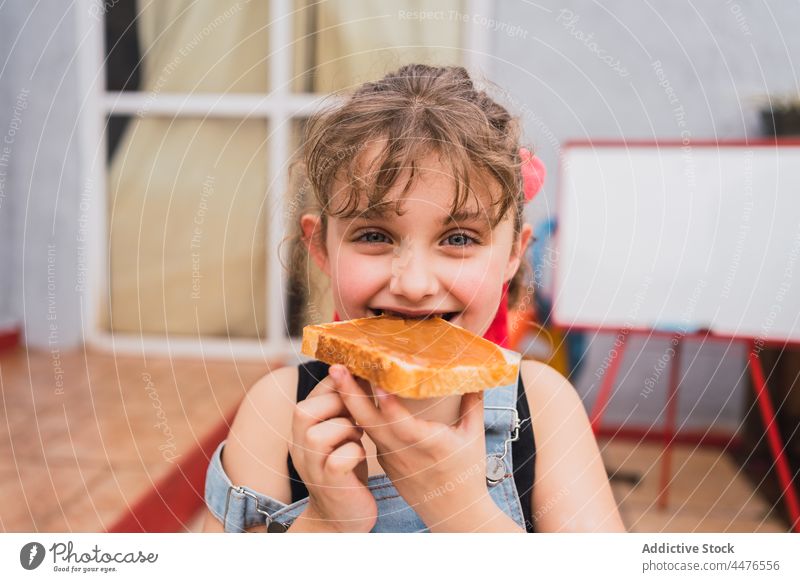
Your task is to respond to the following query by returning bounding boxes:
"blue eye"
[356,231,391,244]
[445,232,479,247]
[355,230,480,246]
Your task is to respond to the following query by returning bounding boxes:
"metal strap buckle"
[224,485,286,532]
[485,405,521,442]
[484,406,521,484]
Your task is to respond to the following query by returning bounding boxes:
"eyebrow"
[442,209,489,226]
[351,206,489,226]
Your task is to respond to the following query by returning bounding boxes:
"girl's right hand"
[288,373,377,533]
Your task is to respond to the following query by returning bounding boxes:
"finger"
[324,440,367,482]
[456,389,485,433]
[305,417,364,456]
[304,417,364,484]
[297,391,351,421]
[306,372,341,398]
[292,393,354,448]
[328,365,387,435]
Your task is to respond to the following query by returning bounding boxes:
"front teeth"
[369,308,454,321]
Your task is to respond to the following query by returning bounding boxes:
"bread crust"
[301,317,521,399]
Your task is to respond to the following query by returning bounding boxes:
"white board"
[553,143,800,343]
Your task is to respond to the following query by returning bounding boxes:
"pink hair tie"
[519,147,546,202]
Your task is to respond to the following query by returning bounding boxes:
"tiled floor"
[0,345,272,532]
[602,439,788,532]
[0,345,789,532]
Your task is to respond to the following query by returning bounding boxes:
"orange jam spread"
[315,315,506,368]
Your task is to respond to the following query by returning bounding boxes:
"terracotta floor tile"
[621,505,788,533]
[0,464,107,530]
[1,346,270,532]
[38,468,164,532]
[601,438,786,532]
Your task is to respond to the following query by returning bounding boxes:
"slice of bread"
[301,314,521,399]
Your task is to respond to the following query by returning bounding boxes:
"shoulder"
[519,359,580,415]
[519,359,570,390]
[518,359,588,452]
[518,359,595,468]
[222,365,300,505]
[233,365,299,428]
[519,358,592,462]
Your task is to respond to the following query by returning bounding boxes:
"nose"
[388,238,439,301]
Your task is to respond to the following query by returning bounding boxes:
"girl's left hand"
[328,364,490,528]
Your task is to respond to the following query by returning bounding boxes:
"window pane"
[104,115,268,339]
[292,0,466,93]
[105,0,269,94]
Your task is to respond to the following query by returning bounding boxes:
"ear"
[503,222,534,284]
[300,213,330,277]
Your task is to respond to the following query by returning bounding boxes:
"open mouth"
[368,308,459,322]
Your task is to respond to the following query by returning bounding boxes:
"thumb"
[456,390,484,432]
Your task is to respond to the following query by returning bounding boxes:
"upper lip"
[370,307,458,317]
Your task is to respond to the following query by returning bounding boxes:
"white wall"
[0,3,21,331]
[494,0,800,223]
[490,0,800,429]
[0,0,91,349]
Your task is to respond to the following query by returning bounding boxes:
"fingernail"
[374,387,389,400]
[329,365,342,379]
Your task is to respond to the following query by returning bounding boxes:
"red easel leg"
[748,344,800,533]
[657,335,682,510]
[590,330,629,434]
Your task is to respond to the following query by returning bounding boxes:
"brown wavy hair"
[283,64,535,326]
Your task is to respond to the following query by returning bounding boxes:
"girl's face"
[302,149,532,338]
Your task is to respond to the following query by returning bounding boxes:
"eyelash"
[355,230,482,247]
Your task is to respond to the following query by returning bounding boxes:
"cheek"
[441,251,509,306]
[329,250,385,305]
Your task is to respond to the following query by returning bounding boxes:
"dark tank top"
[287,360,537,533]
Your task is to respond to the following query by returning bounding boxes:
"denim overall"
[205,373,525,532]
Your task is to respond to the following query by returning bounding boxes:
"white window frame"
[79,0,493,362]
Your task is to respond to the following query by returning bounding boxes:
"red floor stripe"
[0,327,20,352]
[596,424,743,450]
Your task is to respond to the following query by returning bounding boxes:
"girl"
[202,64,625,533]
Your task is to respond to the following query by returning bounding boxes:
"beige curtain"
[107,0,269,337]
[292,0,465,328]
[294,0,463,93]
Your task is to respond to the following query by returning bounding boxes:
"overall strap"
[483,372,521,483]
[205,441,309,532]
[482,369,528,530]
